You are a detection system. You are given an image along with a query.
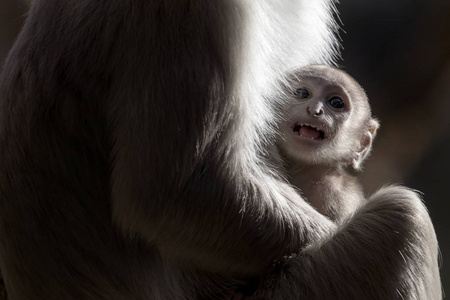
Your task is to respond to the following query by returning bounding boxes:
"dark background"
[1,0,449,295]
[339,0,450,294]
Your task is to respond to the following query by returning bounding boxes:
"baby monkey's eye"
[293,88,310,99]
[328,97,345,110]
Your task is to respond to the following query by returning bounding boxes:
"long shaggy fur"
[0,0,441,299]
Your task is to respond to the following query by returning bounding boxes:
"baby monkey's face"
[288,76,350,144]
[278,66,372,167]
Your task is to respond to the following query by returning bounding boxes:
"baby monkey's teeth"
[292,123,327,140]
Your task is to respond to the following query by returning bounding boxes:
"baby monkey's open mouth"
[293,124,325,140]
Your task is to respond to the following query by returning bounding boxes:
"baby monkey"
[228,66,377,299]
[276,65,379,222]
[228,66,379,299]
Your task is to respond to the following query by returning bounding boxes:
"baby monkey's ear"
[352,118,380,170]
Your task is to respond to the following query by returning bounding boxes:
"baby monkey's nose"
[307,105,324,117]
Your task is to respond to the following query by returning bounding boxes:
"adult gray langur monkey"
[0,1,441,299]
[276,65,380,223]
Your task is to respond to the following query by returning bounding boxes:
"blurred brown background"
[1,0,449,295]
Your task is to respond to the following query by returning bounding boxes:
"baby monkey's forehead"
[290,69,349,86]
[288,74,348,94]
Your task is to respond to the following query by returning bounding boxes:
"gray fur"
[277,66,379,222]
[0,1,441,299]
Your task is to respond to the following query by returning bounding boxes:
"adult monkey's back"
[0,0,441,299]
